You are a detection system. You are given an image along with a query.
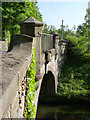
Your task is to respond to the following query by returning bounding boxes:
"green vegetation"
[57,8,90,101]
[24,48,36,118]
[42,24,57,34]
[57,59,89,101]
[2,1,42,45]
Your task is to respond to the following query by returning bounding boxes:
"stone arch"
[39,71,56,102]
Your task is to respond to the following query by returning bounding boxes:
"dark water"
[36,102,90,120]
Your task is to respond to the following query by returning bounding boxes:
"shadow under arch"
[39,71,56,102]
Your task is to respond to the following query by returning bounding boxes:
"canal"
[36,101,90,120]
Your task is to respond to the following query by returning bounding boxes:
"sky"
[38,1,89,30]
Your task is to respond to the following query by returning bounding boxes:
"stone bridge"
[0,17,67,119]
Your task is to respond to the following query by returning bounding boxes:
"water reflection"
[36,102,90,120]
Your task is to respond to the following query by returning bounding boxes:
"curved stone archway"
[39,71,56,102]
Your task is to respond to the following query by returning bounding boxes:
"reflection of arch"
[39,71,55,101]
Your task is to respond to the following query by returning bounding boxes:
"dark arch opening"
[39,71,55,102]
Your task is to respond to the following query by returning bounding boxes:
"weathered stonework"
[19,17,43,37]
[58,40,67,76]
[1,42,33,118]
[1,17,67,119]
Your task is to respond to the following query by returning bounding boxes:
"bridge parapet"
[1,36,33,118]
[41,33,53,53]
[41,33,59,55]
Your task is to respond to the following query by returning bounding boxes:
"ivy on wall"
[24,48,36,118]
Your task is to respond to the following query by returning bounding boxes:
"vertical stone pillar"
[19,17,43,79]
[53,32,59,57]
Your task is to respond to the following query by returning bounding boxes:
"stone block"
[18,61,28,85]
[19,17,43,37]
[2,74,18,118]
[8,34,33,52]
[10,92,19,118]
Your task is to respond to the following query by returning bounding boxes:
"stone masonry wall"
[1,35,36,119]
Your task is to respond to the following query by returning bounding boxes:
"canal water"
[36,102,90,120]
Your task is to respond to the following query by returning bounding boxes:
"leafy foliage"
[42,23,57,34]
[65,35,89,60]
[57,59,90,101]
[24,48,36,118]
[2,1,42,44]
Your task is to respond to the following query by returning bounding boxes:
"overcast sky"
[38,1,89,30]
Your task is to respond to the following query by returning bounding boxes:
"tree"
[42,24,56,34]
[42,23,50,34]
[2,1,42,43]
[76,8,89,37]
[57,25,74,40]
[65,25,69,31]
[72,25,76,32]
[84,8,90,25]
[65,8,89,59]
[49,25,56,34]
